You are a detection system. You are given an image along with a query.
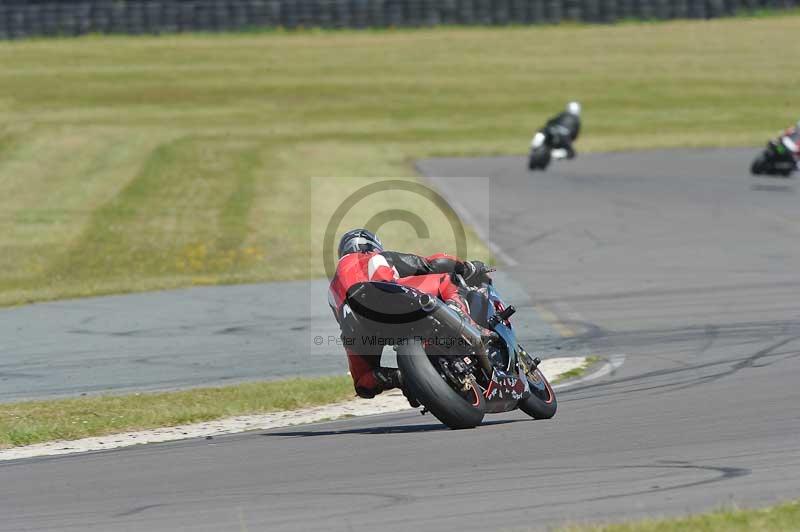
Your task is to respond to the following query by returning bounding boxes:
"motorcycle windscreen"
[465,290,492,328]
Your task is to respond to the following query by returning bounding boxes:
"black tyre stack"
[0,0,798,39]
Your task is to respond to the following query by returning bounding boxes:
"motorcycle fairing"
[485,283,522,372]
[484,368,528,401]
[466,284,531,408]
[482,367,529,413]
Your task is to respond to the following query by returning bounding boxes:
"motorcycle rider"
[532,101,582,159]
[781,121,800,168]
[328,228,493,399]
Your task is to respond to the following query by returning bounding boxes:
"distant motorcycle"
[751,136,797,177]
[528,102,581,171]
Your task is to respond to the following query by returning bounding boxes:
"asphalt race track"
[0,281,348,401]
[3,148,800,531]
[0,273,559,402]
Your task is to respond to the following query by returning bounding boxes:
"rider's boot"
[375,366,421,407]
[373,366,402,392]
[401,386,421,408]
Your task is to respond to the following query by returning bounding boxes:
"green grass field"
[0,375,353,448]
[553,355,601,382]
[0,15,796,305]
[562,499,800,532]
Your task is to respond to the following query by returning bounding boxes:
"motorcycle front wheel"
[528,146,551,170]
[397,340,485,429]
[750,153,768,175]
[518,367,558,420]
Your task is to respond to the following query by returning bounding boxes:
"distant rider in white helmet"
[534,101,582,159]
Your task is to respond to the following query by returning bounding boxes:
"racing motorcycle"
[341,270,557,429]
[528,126,573,171]
[751,136,798,177]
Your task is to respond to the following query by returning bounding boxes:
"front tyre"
[751,153,768,175]
[528,146,551,171]
[518,367,557,420]
[397,340,485,429]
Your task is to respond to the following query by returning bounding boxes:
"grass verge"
[0,14,797,305]
[0,376,353,449]
[553,355,602,383]
[561,499,800,531]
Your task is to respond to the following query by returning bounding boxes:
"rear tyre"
[397,340,485,429]
[518,367,557,420]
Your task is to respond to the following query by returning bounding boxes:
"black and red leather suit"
[328,250,475,398]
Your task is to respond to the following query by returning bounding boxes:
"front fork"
[518,347,542,379]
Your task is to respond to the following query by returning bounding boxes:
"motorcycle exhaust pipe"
[418,294,493,374]
[418,293,437,312]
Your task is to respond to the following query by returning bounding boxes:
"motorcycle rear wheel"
[397,340,485,429]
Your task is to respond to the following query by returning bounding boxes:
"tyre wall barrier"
[0,0,796,39]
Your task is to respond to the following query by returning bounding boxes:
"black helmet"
[338,228,383,258]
